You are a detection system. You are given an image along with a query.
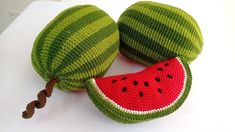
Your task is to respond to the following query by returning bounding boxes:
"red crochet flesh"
[94,57,186,111]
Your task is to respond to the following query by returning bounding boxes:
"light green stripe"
[47,10,107,74]
[50,16,113,71]
[119,23,197,62]
[135,3,202,44]
[59,40,119,78]
[127,5,201,50]
[59,30,119,75]
[58,67,109,91]
[65,50,118,80]
[120,33,167,61]
[119,17,199,56]
[32,5,88,77]
[39,6,98,74]
[51,22,117,76]
[119,11,199,53]
[60,80,84,90]
[141,1,203,41]
[56,40,119,81]
[57,82,82,91]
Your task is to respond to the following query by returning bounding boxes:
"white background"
[0,0,235,132]
[0,0,60,33]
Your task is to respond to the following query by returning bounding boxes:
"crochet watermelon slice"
[86,57,192,123]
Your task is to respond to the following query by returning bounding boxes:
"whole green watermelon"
[118,1,203,65]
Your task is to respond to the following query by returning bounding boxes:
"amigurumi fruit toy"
[118,1,203,65]
[22,5,119,119]
[86,57,191,123]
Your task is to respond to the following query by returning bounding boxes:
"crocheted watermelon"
[23,5,119,119]
[118,1,203,65]
[86,57,191,123]
[32,5,119,91]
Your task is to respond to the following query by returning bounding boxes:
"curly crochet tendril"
[22,78,59,119]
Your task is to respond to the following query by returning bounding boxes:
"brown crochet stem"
[22,78,59,119]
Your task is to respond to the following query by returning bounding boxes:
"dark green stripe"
[136,2,202,44]
[121,40,195,64]
[119,24,196,63]
[51,22,117,76]
[120,10,200,53]
[60,67,108,83]
[35,5,89,76]
[59,40,119,77]
[120,40,157,64]
[118,23,178,59]
[46,10,107,74]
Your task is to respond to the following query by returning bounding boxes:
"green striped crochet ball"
[118,1,203,65]
[32,5,119,91]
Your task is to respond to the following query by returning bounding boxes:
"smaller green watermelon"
[118,1,203,65]
[86,57,192,123]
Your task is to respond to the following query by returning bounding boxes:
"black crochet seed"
[139,91,144,97]
[157,67,163,71]
[112,80,117,83]
[122,87,127,92]
[164,63,169,67]
[157,88,163,94]
[155,77,161,82]
[122,77,127,80]
[144,81,149,87]
[133,80,138,86]
[167,74,173,79]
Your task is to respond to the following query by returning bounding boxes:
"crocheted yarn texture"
[118,1,203,65]
[32,5,119,91]
[86,57,192,123]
